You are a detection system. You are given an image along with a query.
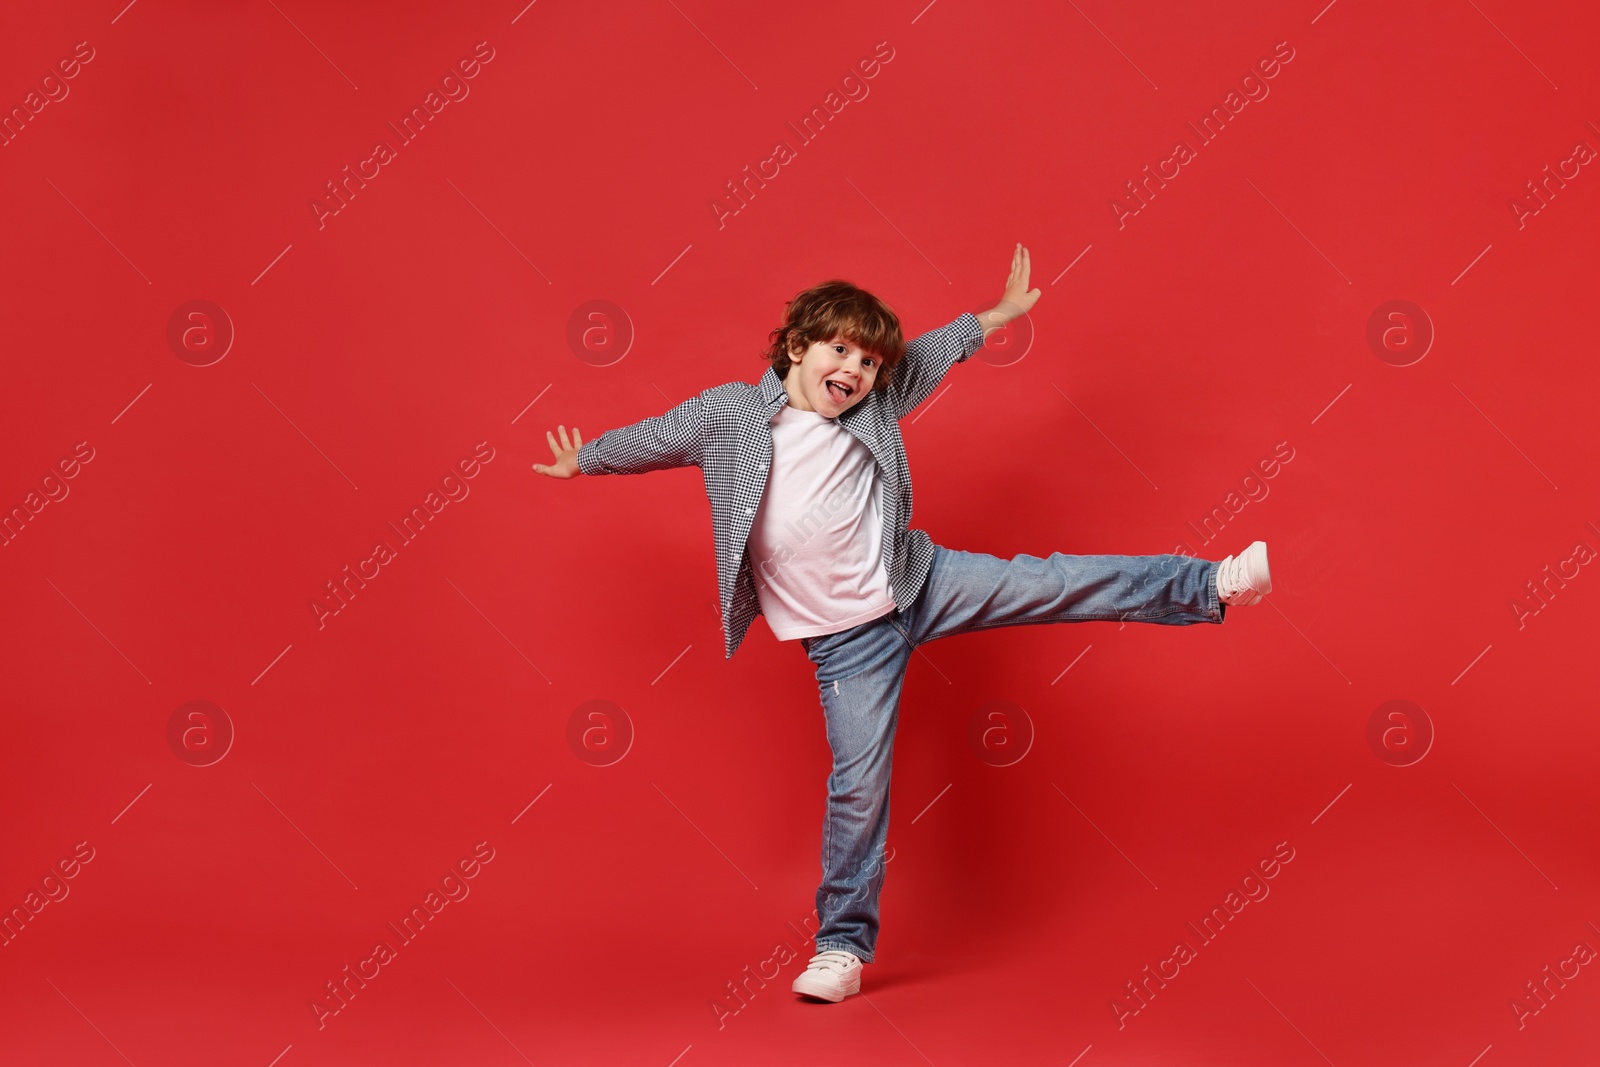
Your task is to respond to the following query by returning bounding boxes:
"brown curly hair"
[761,280,906,396]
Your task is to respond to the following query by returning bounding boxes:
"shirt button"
[744,507,754,514]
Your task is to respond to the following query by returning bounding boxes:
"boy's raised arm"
[573,391,706,476]
[886,313,987,420]
[886,243,1042,421]
[532,391,706,480]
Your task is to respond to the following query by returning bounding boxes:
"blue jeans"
[798,545,1226,962]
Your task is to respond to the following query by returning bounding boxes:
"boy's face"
[784,334,879,417]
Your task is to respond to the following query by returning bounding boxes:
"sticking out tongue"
[827,381,848,401]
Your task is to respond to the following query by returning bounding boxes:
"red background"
[2,1,1597,1064]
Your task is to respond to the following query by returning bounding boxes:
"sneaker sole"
[791,976,861,1002]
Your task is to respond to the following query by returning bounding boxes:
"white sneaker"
[791,949,863,1002]
[1217,541,1272,605]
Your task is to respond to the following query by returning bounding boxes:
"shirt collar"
[759,365,789,409]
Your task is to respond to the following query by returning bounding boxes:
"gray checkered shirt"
[576,311,985,660]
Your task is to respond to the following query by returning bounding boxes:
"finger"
[546,430,562,458]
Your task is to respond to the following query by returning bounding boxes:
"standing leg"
[798,612,913,964]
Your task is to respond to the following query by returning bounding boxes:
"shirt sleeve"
[886,312,986,420]
[575,392,706,476]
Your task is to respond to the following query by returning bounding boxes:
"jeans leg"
[799,614,913,964]
[902,545,1225,646]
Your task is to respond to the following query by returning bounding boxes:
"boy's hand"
[979,242,1042,340]
[532,425,584,478]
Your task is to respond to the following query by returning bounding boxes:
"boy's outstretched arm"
[532,391,706,479]
[887,243,1043,421]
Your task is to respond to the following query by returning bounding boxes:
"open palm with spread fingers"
[533,425,584,479]
[978,242,1044,340]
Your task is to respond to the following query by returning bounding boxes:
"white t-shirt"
[748,401,897,640]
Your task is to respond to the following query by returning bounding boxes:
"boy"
[532,244,1272,1003]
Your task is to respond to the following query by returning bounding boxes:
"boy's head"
[762,280,905,416]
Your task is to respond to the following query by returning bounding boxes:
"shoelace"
[806,950,859,974]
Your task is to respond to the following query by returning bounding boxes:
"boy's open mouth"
[826,380,853,401]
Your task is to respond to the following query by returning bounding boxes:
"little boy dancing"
[533,244,1272,1003]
